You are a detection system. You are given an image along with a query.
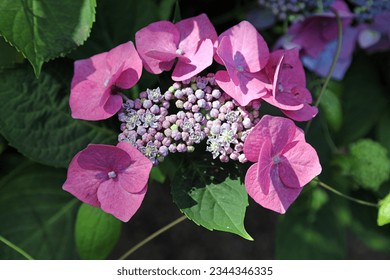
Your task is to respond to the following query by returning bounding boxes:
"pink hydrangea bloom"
[135,14,217,81]
[243,115,321,214]
[215,20,271,106]
[70,42,142,121]
[63,142,152,222]
[262,48,318,121]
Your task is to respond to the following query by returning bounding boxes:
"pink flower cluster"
[64,13,322,222]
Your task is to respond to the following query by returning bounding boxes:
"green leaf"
[378,193,390,226]
[0,66,117,168]
[0,135,7,155]
[171,161,252,240]
[75,203,122,260]
[276,187,346,259]
[0,0,96,76]
[319,81,343,132]
[0,36,24,69]
[0,162,79,259]
[338,54,387,144]
[347,139,390,191]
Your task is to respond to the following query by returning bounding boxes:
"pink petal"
[63,150,102,207]
[71,52,108,89]
[62,143,135,207]
[215,70,268,106]
[282,103,318,122]
[217,21,269,72]
[279,141,322,188]
[244,115,297,161]
[97,181,147,222]
[172,39,214,81]
[76,144,132,172]
[256,140,272,195]
[70,80,118,120]
[245,163,302,214]
[176,13,218,57]
[107,42,143,89]
[135,20,179,74]
[116,142,153,194]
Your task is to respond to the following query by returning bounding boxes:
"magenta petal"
[70,80,116,120]
[218,20,269,72]
[135,20,179,74]
[176,13,218,56]
[107,42,143,89]
[244,115,296,161]
[76,144,132,172]
[256,141,273,195]
[279,141,322,188]
[71,53,108,89]
[116,142,153,193]
[97,181,147,222]
[282,103,318,122]
[63,151,101,207]
[215,70,268,106]
[245,163,302,214]
[172,39,214,81]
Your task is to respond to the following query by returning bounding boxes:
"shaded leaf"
[337,54,387,144]
[319,81,343,132]
[0,36,24,69]
[75,203,122,259]
[0,66,117,168]
[0,0,96,76]
[171,161,252,240]
[0,163,79,259]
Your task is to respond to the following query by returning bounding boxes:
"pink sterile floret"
[215,20,271,106]
[135,13,217,81]
[262,48,318,121]
[243,115,321,214]
[63,142,152,222]
[70,42,142,121]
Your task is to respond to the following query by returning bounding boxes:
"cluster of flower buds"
[117,74,263,165]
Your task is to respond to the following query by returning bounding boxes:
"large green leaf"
[0,66,117,168]
[276,186,347,259]
[0,162,79,259]
[75,203,122,260]
[0,0,96,76]
[171,160,252,240]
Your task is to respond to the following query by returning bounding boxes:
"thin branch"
[0,235,34,260]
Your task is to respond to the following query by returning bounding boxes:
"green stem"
[0,235,34,260]
[315,179,378,208]
[118,215,187,260]
[305,8,343,134]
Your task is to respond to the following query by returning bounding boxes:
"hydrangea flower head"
[63,142,152,222]
[244,115,321,213]
[70,42,142,121]
[215,20,271,106]
[135,14,217,81]
[262,48,318,121]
